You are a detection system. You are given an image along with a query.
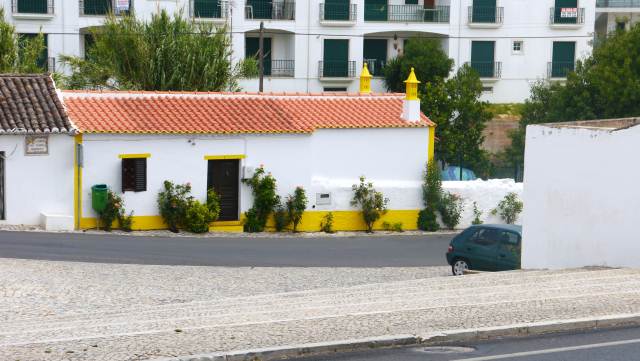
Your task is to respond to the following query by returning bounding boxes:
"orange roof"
[61,91,434,134]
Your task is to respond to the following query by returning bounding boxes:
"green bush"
[418,207,439,232]
[286,187,307,232]
[439,192,463,230]
[206,188,221,221]
[157,181,193,233]
[418,162,442,232]
[99,190,123,232]
[184,200,215,233]
[383,221,404,232]
[273,201,288,232]
[242,167,279,232]
[320,212,334,234]
[492,192,523,224]
[472,201,483,225]
[118,211,134,232]
[351,176,389,233]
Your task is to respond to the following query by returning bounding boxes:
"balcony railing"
[364,59,386,76]
[245,1,295,20]
[319,3,357,22]
[318,60,356,78]
[363,4,449,23]
[468,6,504,24]
[79,0,132,16]
[12,0,54,15]
[468,61,502,79]
[596,0,640,7]
[190,0,229,19]
[548,61,575,78]
[550,7,585,25]
[266,59,295,77]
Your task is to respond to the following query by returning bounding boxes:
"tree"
[505,24,640,168]
[61,10,257,91]
[383,38,491,177]
[0,9,47,73]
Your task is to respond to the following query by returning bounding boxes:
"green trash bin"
[91,184,108,213]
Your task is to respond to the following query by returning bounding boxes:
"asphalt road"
[0,231,454,267]
[297,327,640,361]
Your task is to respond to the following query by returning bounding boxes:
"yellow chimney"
[359,62,372,94]
[404,67,420,100]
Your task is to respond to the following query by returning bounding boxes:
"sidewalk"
[1,259,640,360]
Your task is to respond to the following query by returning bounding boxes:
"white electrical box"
[242,165,256,180]
[316,193,332,205]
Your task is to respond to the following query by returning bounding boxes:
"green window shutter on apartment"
[365,0,387,21]
[246,37,272,76]
[405,0,418,4]
[472,0,496,23]
[325,0,350,20]
[17,0,48,13]
[324,39,349,77]
[471,41,495,78]
[194,0,221,18]
[554,0,578,24]
[552,41,575,77]
[363,39,387,76]
[83,0,112,15]
[247,0,272,19]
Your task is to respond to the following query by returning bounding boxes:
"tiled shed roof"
[62,91,434,134]
[0,74,75,134]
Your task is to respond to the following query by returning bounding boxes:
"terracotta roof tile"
[62,92,434,134]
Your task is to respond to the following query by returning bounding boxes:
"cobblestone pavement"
[1,259,640,361]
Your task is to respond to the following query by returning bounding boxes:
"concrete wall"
[0,135,74,226]
[522,124,640,269]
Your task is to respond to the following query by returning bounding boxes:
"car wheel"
[452,259,470,276]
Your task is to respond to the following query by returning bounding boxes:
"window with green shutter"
[245,37,272,76]
[247,0,272,19]
[193,0,222,18]
[365,0,387,21]
[363,39,387,76]
[83,0,112,15]
[325,0,350,20]
[471,41,495,77]
[551,41,575,77]
[554,0,578,24]
[472,0,496,23]
[17,0,48,14]
[323,39,349,77]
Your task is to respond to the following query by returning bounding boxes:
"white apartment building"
[2,0,597,103]
[595,0,640,39]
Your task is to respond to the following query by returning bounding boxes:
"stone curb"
[154,314,640,361]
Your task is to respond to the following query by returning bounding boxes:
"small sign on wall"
[560,8,578,18]
[25,135,49,156]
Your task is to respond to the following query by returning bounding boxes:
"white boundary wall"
[522,124,640,269]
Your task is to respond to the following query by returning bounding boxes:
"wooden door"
[207,160,240,221]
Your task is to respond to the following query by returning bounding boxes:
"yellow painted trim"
[204,154,246,160]
[119,153,151,159]
[73,134,83,230]
[428,126,435,164]
[79,210,422,233]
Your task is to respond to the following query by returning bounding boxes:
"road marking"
[451,338,640,361]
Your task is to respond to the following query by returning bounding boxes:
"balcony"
[550,7,585,28]
[364,59,385,77]
[468,61,502,80]
[11,0,54,18]
[318,60,356,79]
[547,61,575,79]
[596,0,640,7]
[467,6,503,27]
[245,1,295,20]
[79,0,132,16]
[264,59,295,77]
[190,0,229,21]
[319,3,357,25]
[364,4,450,23]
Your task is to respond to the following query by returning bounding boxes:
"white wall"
[522,124,640,269]
[0,135,74,225]
[80,127,431,220]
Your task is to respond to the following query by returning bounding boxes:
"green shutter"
[17,0,48,14]
[471,41,495,77]
[363,39,387,76]
[405,0,418,4]
[324,39,349,77]
[554,0,578,24]
[83,0,112,15]
[472,0,496,23]
[247,0,272,19]
[552,42,575,77]
[325,0,350,20]
[365,0,387,21]
[246,37,272,76]
[194,0,221,18]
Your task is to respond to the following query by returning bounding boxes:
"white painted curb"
[154,313,640,361]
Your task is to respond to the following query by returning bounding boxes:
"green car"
[446,224,522,276]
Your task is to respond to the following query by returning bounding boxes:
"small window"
[122,158,147,192]
[616,21,626,31]
[512,40,523,54]
[323,87,348,92]
[482,86,494,93]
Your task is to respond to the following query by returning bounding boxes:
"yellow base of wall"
[80,210,421,232]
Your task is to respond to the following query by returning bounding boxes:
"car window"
[470,228,500,247]
[499,231,521,252]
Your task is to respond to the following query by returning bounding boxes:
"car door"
[496,231,521,270]
[465,227,500,271]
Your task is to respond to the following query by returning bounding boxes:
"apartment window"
[512,40,523,55]
[324,87,347,92]
[121,157,147,192]
[471,41,496,78]
[617,21,627,31]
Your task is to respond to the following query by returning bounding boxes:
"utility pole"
[259,21,264,92]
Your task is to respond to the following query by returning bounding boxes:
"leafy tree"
[61,10,257,91]
[351,176,388,233]
[383,39,491,177]
[419,161,441,232]
[0,9,46,73]
[505,24,640,168]
[286,187,308,232]
[242,167,279,232]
